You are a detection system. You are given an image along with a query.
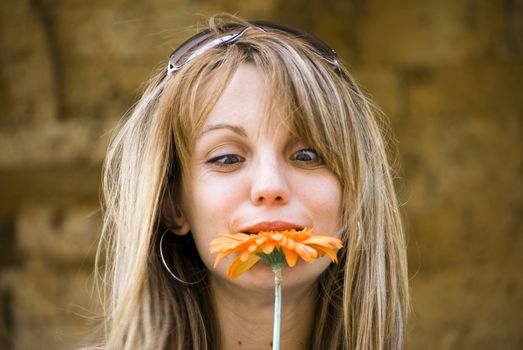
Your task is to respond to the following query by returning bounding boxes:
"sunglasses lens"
[168,30,213,74]
[253,21,337,65]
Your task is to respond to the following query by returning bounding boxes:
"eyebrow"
[200,123,247,137]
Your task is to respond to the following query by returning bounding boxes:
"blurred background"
[0,0,521,349]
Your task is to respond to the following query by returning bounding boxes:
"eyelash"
[206,154,245,167]
[291,148,322,163]
[206,148,323,168]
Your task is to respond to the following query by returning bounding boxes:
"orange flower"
[209,228,343,279]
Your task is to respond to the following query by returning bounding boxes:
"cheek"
[192,176,244,226]
[309,183,340,210]
[183,177,244,264]
[300,175,342,231]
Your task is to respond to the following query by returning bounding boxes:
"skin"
[178,64,342,349]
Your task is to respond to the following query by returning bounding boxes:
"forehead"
[199,63,290,136]
[205,64,266,123]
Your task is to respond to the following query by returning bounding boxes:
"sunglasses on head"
[167,21,340,76]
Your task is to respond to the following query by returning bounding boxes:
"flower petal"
[256,236,266,245]
[294,243,318,262]
[283,238,296,250]
[213,251,232,267]
[292,230,312,242]
[303,236,343,249]
[283,248,298,267]
[310,245,339,263]
[271,232,283,241]
[209,235,257,254]
[227,254,261,279]
[261,240,276,254]
[240,249,253,262]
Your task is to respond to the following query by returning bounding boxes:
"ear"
[161,191,190,236]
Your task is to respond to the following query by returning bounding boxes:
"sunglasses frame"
[167,21,340,76]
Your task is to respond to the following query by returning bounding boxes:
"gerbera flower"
[209,228,343,279]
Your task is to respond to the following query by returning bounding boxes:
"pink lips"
[240,221,304,234]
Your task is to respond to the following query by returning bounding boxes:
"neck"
[210,275,317,350]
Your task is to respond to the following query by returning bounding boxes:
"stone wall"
[0,0,521,349]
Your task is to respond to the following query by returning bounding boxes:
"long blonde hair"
[97,13,409,349]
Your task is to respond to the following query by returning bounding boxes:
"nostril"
[250,174,290,206]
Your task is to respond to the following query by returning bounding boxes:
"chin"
[232,263,277,290]
[236,260,327,292]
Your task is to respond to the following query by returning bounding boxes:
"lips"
[240,221,305,234]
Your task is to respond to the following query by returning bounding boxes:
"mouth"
[240,221,305,235]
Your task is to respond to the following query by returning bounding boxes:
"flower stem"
[272,265,282,350]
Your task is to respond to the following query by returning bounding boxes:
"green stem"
[273,266,282,350]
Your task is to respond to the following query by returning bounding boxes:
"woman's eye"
[207,154,245,167]
[292,148,322,163]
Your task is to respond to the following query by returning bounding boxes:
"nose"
[250,157,290,207]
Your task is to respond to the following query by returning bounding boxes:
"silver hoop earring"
[159,231,206,285]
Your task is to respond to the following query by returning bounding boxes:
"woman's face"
[180,64,342,291]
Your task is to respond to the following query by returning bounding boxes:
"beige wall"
[0,0,521,349]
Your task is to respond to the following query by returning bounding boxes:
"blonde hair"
[97,14,409,349]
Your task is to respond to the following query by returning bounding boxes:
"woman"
[97,14,409,349]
